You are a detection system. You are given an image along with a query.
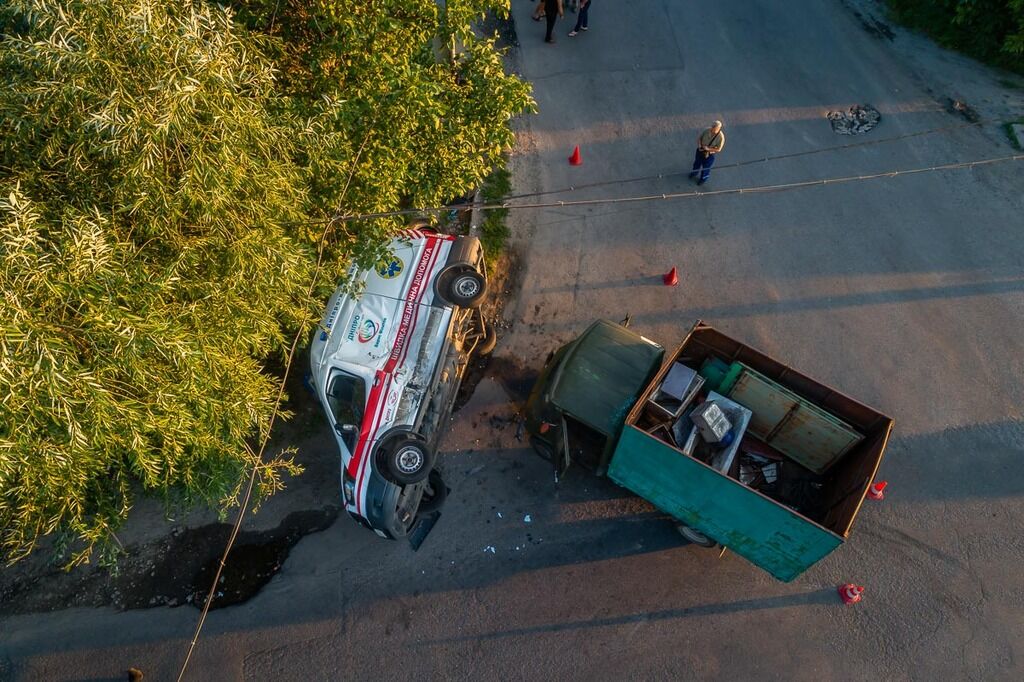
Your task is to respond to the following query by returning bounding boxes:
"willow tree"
[0,0,531,565]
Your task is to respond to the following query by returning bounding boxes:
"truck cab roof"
[548,320,665,437]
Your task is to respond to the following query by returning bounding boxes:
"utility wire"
[498,118,987,202]
[325,153,1024,222]
[176,133,371,682]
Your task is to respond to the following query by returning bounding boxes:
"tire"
[446,268,486,308]
[677,523,717,548]
[417,469,448,513]
[530,435,554,462]
[476,322,498,355]
[385,439,435,485]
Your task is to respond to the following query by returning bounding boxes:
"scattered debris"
[497,512,503,519]
[944,97,980,123]
[483,545,496,554]
[826,104,881,135]
[523,514,532,523]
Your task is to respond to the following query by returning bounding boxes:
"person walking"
[689,120,725,185]
[543,0,564,43]
[568,0,591,37]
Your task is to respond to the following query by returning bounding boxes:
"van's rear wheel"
[385,439,434,485]
[447,268,486,308]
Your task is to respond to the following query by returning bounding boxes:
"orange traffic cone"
[568,145,582,166]
[838,583,864,605]
[867,480,887,500]
[663,267,679,286]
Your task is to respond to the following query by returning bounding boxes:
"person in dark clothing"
[544,0,564,43]
[568,0,591,36]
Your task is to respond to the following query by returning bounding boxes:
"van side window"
[326,371,367,439]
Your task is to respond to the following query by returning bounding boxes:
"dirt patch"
[455,245,526,410]
[0,508,337,615]
[826,104,882,134]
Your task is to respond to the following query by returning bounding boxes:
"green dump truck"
[524,320,893,582]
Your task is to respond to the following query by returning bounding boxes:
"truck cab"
[524,320,665,480]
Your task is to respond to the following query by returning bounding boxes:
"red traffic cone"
[867,480,887,500]
[568,145,582,166]
[838,583,864,605]
[662,267,679,286]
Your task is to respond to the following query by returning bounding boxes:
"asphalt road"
[3,1,1023,679]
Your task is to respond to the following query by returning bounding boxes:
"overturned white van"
[309,227,493,538]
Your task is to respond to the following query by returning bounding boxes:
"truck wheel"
[476,322,498,355]
[417,469,448,513]
[677,523,717,548]
[447,268,486,308]
[530,435,554,462]
[385,439,434,485]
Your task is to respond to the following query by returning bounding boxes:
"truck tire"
[530,435,554,462]
[677,523,717,548]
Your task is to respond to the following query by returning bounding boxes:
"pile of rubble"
[826,104,881,135]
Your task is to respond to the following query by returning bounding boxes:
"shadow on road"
[416,588,839,644]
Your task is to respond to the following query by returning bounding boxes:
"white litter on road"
[497,512,503,518]
[483,545,496,553]
[524,514,532,523]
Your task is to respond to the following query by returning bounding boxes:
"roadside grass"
[1004,119,1024,149]
[479,160,512,256]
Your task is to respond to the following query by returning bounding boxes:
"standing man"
[568,0,591,37]
[690,120,725,186]
[544,0,564,44]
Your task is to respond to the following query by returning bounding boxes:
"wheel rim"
[454,274,480,298]
[396,446,424,474]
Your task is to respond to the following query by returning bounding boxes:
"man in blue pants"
[568,0,591,37]
[689,120,725,186]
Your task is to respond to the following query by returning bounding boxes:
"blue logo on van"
[376,257,404,279]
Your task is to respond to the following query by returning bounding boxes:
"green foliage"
[479,161,512,256]
[0,0,314,565]
[233,0,535,267]
[887,0,1024,73]
[0,0,532,565]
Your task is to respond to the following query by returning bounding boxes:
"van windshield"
[326,371,367,432]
